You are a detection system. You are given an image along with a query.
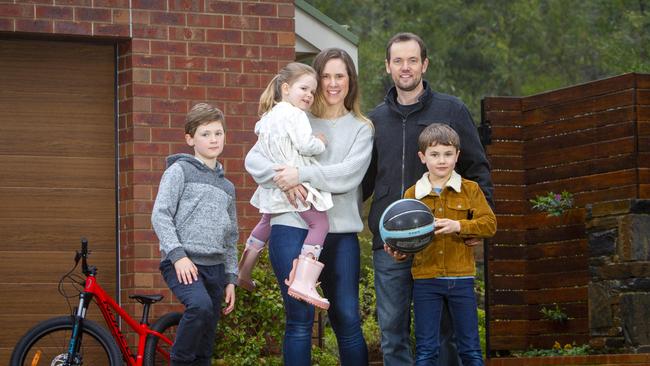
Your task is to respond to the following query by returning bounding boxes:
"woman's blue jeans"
[268,224,368,366]
[413,278,483,366]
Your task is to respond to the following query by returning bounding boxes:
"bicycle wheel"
[10,316,122,366]
[143,312,182,366]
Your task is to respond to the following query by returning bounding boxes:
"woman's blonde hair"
[258,62,317,116]
[311,48,371,125]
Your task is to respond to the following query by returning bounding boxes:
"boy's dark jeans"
[160,259,225,366]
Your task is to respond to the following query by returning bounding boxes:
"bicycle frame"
[72,274,173,366]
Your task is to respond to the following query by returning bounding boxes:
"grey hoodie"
[151,153,239,284]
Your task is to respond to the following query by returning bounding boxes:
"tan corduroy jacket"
[404,171,497,279]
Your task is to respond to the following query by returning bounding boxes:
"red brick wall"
[1,0,295,318]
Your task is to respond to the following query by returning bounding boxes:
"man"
[363,32,493,365]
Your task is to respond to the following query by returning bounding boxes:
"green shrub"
[530,191,574,217]
[214,251,284,365]
[512,342,591,357]
[478,308,486,357]
[359,264,381,354]
[312,344,340,366]
[540,303,569,323]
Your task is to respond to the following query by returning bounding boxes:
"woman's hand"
[174,257,198,285]
[222,284,235,315]
[273,165,299,190]
[285,185,308,208]
[434,218,461,235]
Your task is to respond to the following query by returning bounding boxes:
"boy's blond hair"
[418,123,460,153]
[185,103,225,136]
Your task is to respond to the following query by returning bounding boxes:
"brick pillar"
[116,1,296,322]
[587,199,650,352]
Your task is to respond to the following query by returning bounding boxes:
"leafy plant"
[358,264,381,354]
[513,341,591,357]
[214,251,284,365]
[540,303,568,323]
[478,308,486,357]
[530,191,574,216]
[312,344,339,366]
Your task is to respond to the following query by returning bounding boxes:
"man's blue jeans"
[373,249,461,366]
[413,278,483,366]
[268,225,368,366]
[160,260,225,366]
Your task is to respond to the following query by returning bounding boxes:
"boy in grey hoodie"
[151,103,238,366]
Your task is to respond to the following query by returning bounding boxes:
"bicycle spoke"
[16,325,115,366]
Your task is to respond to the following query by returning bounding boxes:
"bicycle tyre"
[143,312,182,366]
[10,315,122,366]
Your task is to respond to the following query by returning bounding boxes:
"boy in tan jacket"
[392,123,496,366]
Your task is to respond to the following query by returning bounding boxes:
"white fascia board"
[295,7,359,71]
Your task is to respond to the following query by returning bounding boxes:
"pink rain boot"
[237,245,264,291]
[284,255,330,310]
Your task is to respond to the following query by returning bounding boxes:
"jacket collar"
[415,170,462,199]
[385,80,433,113]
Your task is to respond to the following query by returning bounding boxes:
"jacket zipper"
[401,117,407,196]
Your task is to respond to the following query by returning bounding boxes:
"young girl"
[238,62,332,310]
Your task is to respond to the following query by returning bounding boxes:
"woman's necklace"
[322,109,348,126]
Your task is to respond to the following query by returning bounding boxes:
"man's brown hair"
[185,103,224,136]
[385,32,428,62]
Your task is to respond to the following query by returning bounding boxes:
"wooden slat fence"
[483,73,650,353]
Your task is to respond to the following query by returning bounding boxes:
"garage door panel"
[0,314,110,348]
[1,218,114,251]
[1,251,117,283]
[0,41,115,93]
[0,121,114,157]
[0,283,118,315]
[0,188,115,220]
[0,156,114,189]
[0,89,114,105]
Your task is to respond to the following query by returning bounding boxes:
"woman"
[245,48,372,365]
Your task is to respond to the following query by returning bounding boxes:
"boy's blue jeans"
[413,278,483,366]
[268,225,368,366]
[160,259,225,366]
[373,249,461,366]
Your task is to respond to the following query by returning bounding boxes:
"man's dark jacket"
[362,80,494,251]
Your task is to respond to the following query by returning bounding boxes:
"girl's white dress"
[250,102,333,213]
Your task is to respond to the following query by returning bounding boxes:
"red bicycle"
[10,238,181,366]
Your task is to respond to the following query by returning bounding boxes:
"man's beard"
[395,75,422,92]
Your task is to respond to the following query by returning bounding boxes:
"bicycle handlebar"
[78,237,96,276]
[81,237,89,274]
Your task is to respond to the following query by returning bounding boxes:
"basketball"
[379,199,435,253]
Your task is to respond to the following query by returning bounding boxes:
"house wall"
[0,0,294,335]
